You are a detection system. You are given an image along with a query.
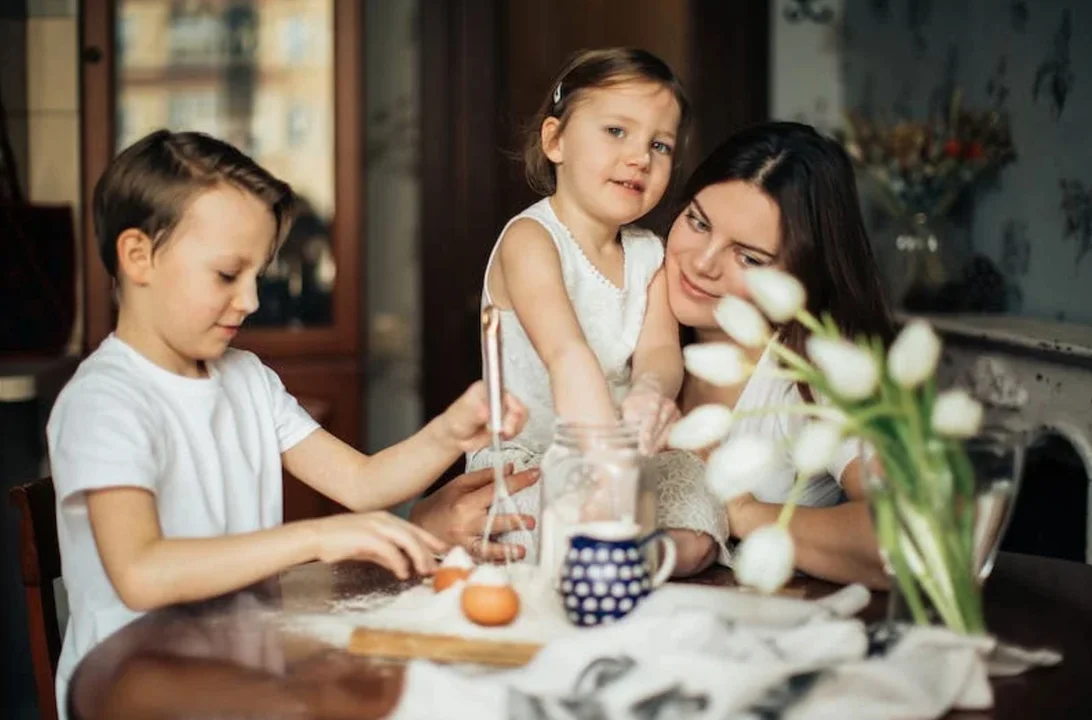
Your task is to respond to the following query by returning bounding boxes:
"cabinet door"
[81,0,362,359]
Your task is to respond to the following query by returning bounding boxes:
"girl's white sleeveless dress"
[467,198,728,561]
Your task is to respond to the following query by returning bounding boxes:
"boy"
[47,130,526,714]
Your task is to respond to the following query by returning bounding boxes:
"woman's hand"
[310,511,448,580]
[434,381,527,453]
[621,373,681,455]
[409,465,539,561]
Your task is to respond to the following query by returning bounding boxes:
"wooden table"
[68,552,1092,719]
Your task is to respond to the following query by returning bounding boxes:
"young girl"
[466,48,693,560]
[48,129,525,715]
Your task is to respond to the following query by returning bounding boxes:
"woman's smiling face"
[664,180,783,332]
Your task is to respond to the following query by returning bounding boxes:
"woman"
[659,121,894,588]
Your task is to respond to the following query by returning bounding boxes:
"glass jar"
[537,422,655,584]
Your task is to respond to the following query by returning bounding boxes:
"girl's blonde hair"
[523,47,691,196]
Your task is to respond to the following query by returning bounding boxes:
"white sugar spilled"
[279,563,579,648]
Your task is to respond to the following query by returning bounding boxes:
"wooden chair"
[9,476,61,720]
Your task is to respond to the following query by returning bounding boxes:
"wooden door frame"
[79,0,363,359]
[419,0,506,426]
[688,0,770,157]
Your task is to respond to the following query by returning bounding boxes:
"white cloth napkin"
[389,584,1061,720]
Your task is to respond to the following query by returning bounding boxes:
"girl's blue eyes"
[604,127,673,155]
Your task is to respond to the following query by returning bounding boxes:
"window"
[283,16,310,64]
[168,91,221,135]
[168,3,224,64]
[287,105,309,147]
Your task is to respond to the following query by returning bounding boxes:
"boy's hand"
[311,511,449,579]
[621,374,681,456]
[436,380,528,453]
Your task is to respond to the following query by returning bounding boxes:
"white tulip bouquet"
[669,268,991,635]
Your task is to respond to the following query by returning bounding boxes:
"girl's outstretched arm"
[630,270,683,394]
[493,218,617,424]
[623,269,683,452]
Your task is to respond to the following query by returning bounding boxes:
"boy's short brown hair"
[93,129,296,279]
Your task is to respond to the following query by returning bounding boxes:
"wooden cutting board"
[348,627,543,667]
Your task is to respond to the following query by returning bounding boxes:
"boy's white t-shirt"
[46,335,319,715]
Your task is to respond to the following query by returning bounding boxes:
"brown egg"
[461,584,520,626]
[432,566,472,592]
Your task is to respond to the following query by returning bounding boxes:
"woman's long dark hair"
[675,122,894,398]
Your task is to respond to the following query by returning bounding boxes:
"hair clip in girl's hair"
[553,82,562,104]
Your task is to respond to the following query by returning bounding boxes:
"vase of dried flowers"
[840,91,1015,312]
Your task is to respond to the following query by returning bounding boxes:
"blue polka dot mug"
[558,521,676,627]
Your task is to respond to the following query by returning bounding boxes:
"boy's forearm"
[345,420,463,512]
[732,499,889,589]
[113,521,319,611]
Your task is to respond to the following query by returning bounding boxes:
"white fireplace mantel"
[903,313,1092,563]
[913,314,1092,365]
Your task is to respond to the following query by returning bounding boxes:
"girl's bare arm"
[494,219,617,424]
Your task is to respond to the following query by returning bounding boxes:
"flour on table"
[279,564,579,648]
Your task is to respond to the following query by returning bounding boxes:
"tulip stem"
[753,367,806,383]
[793,308,825,337]
[732,403,846,424]
[776,471,808,528]
[766,341,816,379]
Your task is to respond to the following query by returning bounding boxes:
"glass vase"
[865,425,1026,634]
[880,212,961,312]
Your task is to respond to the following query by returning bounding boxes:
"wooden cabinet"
[79,0,365,522]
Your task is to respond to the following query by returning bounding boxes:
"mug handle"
[638,530,677,588]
